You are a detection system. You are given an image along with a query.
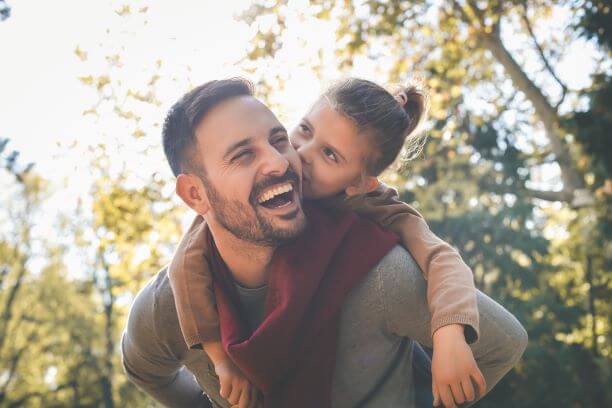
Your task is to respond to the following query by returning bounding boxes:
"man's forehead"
[195,96,280,144]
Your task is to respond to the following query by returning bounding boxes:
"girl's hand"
[432,324,486,408]
[215,358,261,408]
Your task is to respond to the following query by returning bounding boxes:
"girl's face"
[290,99,376,199]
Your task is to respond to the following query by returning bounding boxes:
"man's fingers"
[439,384,457,408]
[450,381,466,405]
[471,369,487,399]
[461,376,476,401]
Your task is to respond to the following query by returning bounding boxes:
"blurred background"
[0,0,610,406]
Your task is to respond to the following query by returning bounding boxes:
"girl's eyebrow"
[326,142,347,163]
[302,118,315,131]
[302,117,347,163]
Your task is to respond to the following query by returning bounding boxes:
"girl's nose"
[297,142,313,166]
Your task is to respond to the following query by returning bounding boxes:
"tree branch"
[0,261,27,351]
[520,4,568,108]
[522,188,573,203]
[6,381,76,408]
[478,26,587,201]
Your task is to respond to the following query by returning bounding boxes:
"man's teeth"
[257,183,293,204]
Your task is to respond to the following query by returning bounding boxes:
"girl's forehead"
[306,99,354,132]
[305,99,370,162]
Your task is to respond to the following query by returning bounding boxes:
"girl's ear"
[176,174,211,215]
[345,175,379,197]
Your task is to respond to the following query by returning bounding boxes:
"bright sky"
[1,0,599,178]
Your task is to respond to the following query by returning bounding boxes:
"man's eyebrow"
[224,137,253,159]
[269,125,287,136]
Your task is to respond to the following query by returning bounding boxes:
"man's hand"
[432,324,486,408]
[215,358,262,408]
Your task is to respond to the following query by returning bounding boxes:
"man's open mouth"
[256,182,295,209]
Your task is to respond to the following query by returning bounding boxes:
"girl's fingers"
[237,385,249,408]
[220,381,231,399]
[450,381,466,405]
[439,384,457,408]
[228,383,241,405]
[471,369,487,399]
[433,381,440,407]
[247,386,258,408]
[461,376,476,401]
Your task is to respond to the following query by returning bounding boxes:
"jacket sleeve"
[121,276,213,408]
[168,214,220,347]
[375,246,528,401]
[326,183,479,342]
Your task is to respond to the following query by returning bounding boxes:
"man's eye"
[232,150,252,162]
[323,147,337,162]
[273,136,289,145]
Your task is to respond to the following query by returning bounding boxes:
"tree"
[70,24,185,404]
[241,0,611,206]
[0,141,102,406]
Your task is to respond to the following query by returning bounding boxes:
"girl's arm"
[325,183,479,342]
[168,216,261,408]
[168,215,220,347]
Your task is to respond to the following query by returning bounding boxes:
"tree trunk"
[585,254,598,356]
[479,26,588,204]
[101,268,115,408]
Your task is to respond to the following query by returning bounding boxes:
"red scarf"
[207,205,398,408]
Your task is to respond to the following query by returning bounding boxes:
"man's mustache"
[249,167,300,204]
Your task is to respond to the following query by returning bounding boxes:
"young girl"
[169,78,484,408]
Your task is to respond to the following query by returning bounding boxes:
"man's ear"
[176,173,210,215]
[345,175,379,197]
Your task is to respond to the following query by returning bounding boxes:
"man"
[121,78,527,408]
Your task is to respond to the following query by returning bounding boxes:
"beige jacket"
[168,183,479,348]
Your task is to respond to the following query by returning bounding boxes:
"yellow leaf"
[74,46,88,61]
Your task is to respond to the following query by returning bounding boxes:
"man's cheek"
[288,151,302,176]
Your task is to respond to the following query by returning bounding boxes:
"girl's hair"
[323,77,429,176]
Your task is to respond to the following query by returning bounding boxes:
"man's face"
[194,95,306,246]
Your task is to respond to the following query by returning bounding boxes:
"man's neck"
[208,223,275,289]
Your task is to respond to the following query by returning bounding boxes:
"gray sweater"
[122,246,527,407]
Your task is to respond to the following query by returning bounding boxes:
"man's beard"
[200,168,306,246]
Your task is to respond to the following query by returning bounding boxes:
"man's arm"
[375,246,528,401]
[121,273,212,408]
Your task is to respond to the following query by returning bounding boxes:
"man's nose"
[260,145,290,176]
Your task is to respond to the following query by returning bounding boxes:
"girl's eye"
[323,147,338,162]
[299,123,310,133]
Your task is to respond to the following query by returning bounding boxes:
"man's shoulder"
[372,245,421,281]
[131,266,175,317]
[127,266,185,352]
[366,245,426,314]
[347,245,420,302]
